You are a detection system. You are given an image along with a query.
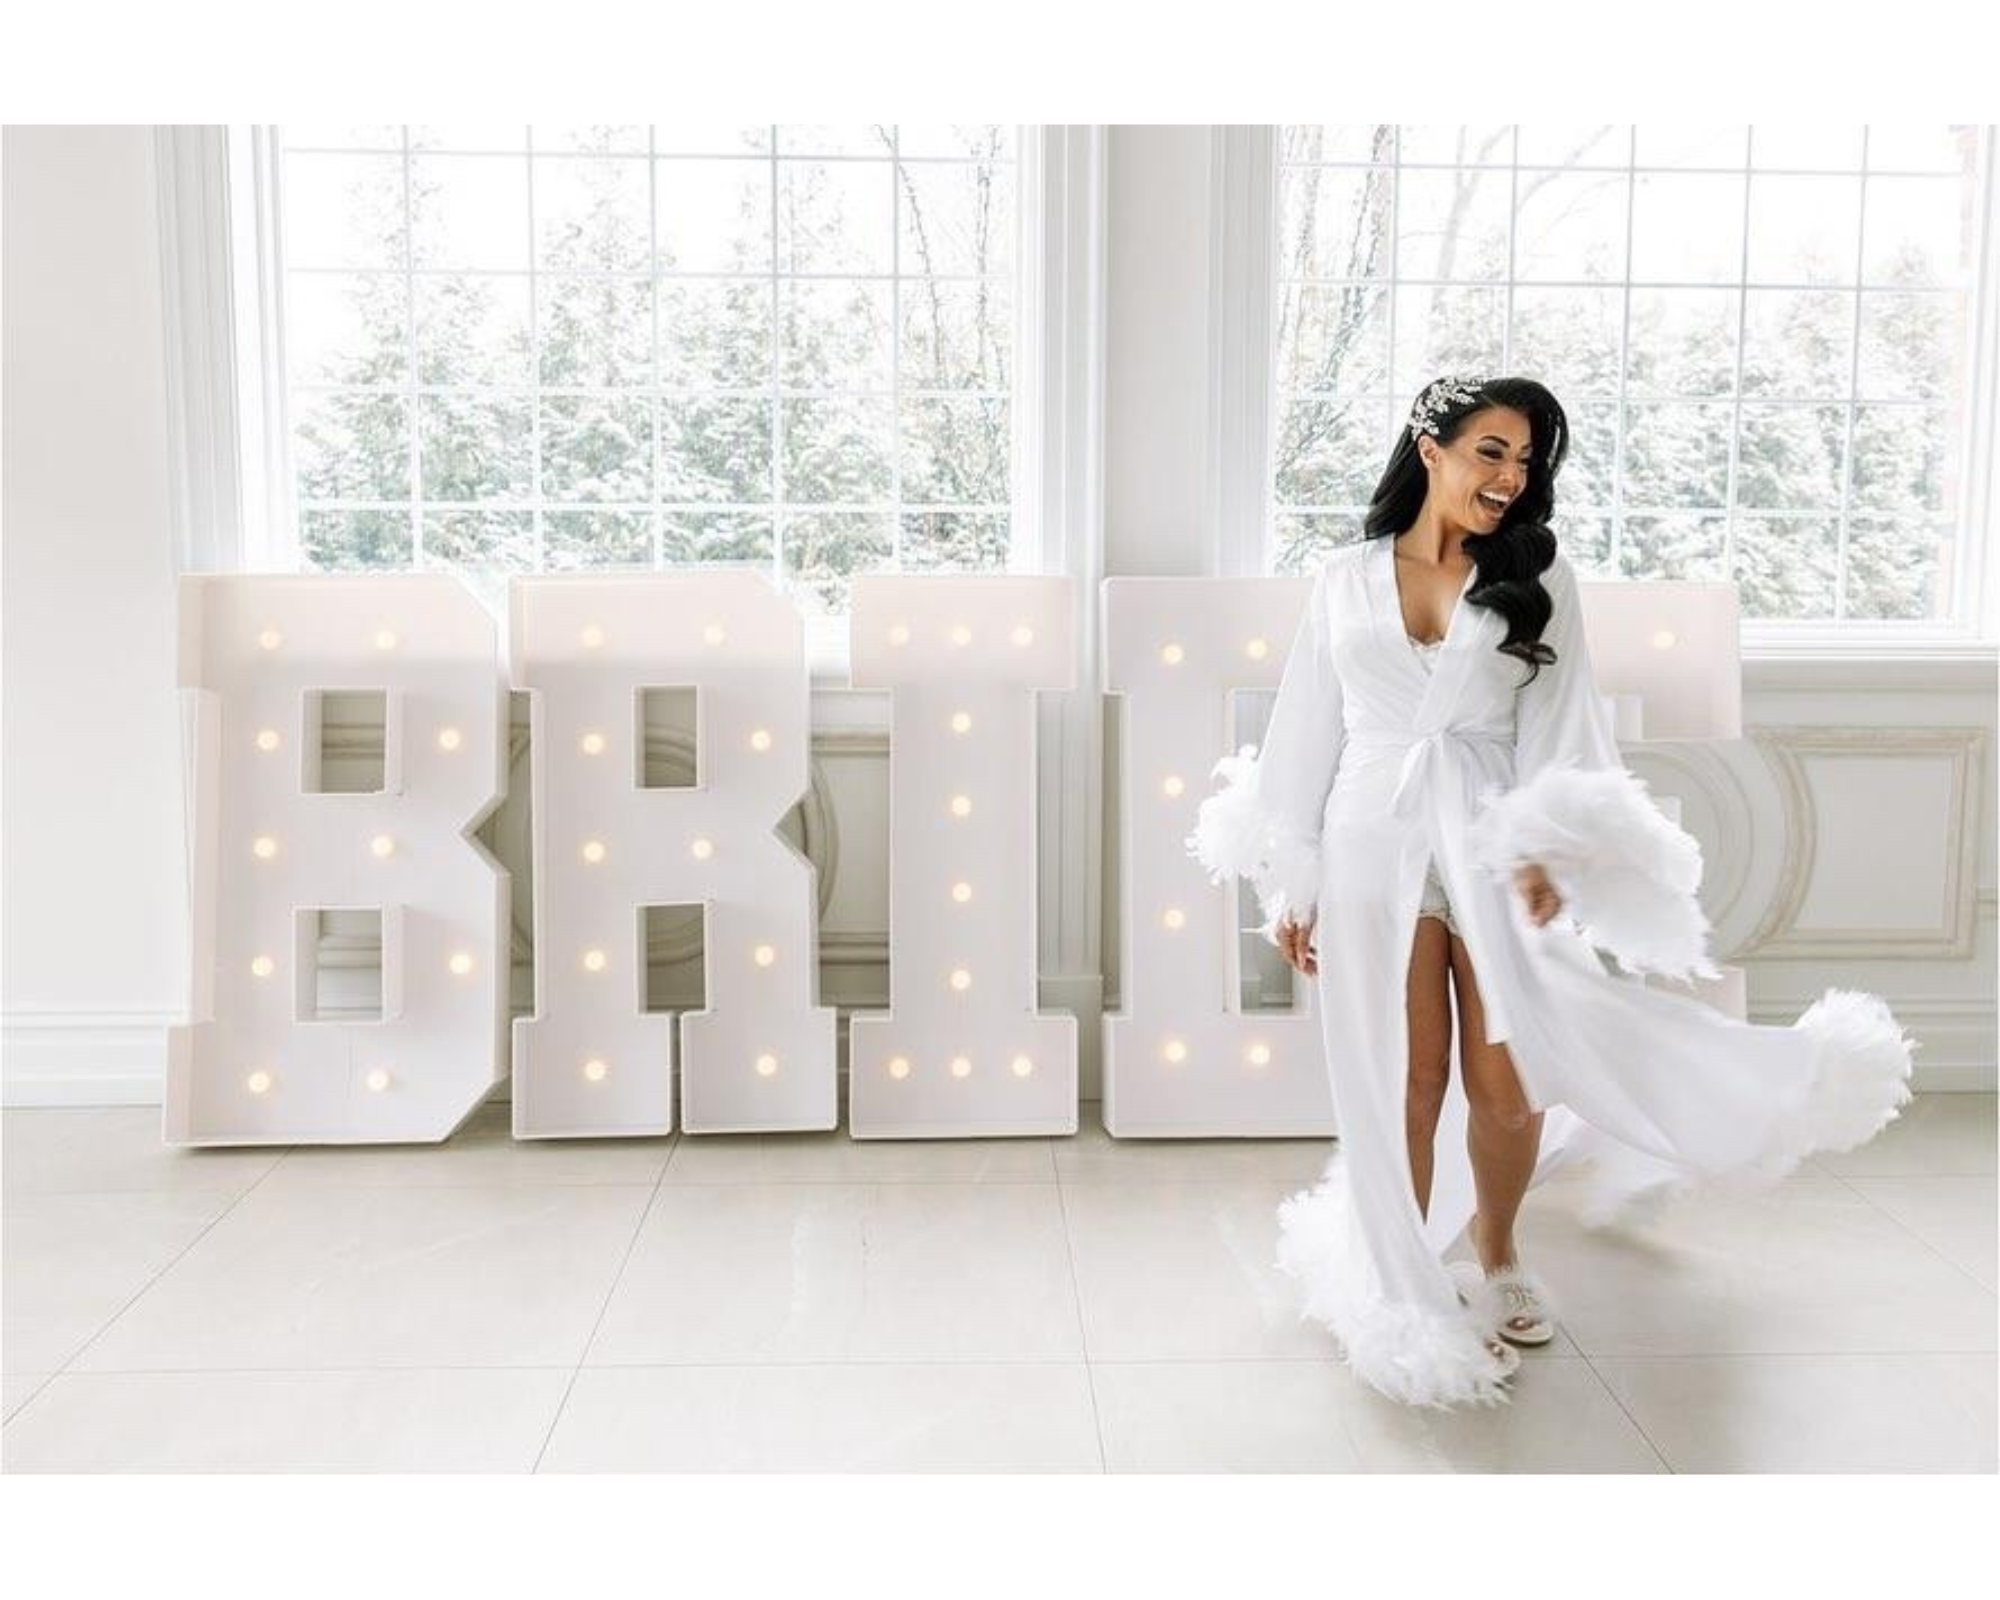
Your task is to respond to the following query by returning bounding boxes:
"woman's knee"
[1464,1067,1536,1132]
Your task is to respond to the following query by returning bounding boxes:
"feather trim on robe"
[1467,758,1720,982]
[1184,744,1322,942]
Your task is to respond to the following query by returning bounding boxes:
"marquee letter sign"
[509,572,836,1139]
[1100,578,1335,1137]
[844,575,1079,1138]
[167,575,511,1145]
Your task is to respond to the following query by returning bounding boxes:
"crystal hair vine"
[1407,375,1491,439]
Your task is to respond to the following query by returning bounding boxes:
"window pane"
[288,274,407,386]
[1622,403,1732,507]
[896,125,1013,161]
[777,125,892,159]
[1735,405,1846,509]
[1513,168,1628,283]
[659,398,773,502]
[1397,125,1514,166]
[541,396,653,501]
[1752,127,1864,171]
[782,279,893,391]
[535,156,650,272]
[1395,168,1511,281]
[1392,285,1505,400]
[1630,173,1745,283]
[420,394,534,501]
[284,154,405,270]
[538,275,652,387]
[1515,126,1629,167]
[409,126,527,152]
[659,280,773,388]
[540,125,649,155]
[777,160,893,275]
[1845,518,1948,619]
[901,278,1012,391]
[1733,517,1839,618]
[292,392,410,500]
[1558,402,1620,509]
[901,511,1011,573]
[1557,513,1613,575]
[415,275,532,386]
[1863,176,1974,287]
[662,511,774,567]
[1866,126,1976,173]
[544,510,652,569]
[1272,512,1366,574]
[784,398,894,503]
[899,397,1007,505]
[656,160,771,274]
[1510,288,1622,399]
[1273,397,1390,508]
[1849,404,1956,516]
[897,161,1014,277]
[1279,283,1390,395]
[423,511,535,573]
[1617,513,1728,580]
[1279,165,1393,281]
[1634,127,1748,168]
[1282,125,1395,166]
[1747,174,1861,284]
[1857,291,1968,401]
[409,156,529,270]
[1625,288,1740,397]
[1740,289,1853,398]
[301,508,412,570]
[654,126,770,157]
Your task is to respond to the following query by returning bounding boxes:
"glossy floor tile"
[3,1095,1993,1473]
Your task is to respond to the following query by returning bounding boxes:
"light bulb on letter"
[583,1057,608,1082]
[1163,1038,1188,1064]
[582,948,606,973]
[753,944,776,967]
[370,834,395,859]
[437,727,462,751]
[250,955,275,978]
[754,1053,778,1077]
[246,1069,273,1094]
[949,967,971,992]
[252,836,277,860]
[888,1056,912,1080]
[1010,1055,1034,1078]
[950,1056,972,1079]
[582,839,607,864]
[448,951,474,976]
[255,729,280,752]
[366,1068,391,1092]
[949,795,971,818]
[580,731,606,755]
[749,728,772,752]
[690,837,714,860]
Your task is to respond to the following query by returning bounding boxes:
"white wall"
[3,126,189,1098]
[2,124,1993,1104]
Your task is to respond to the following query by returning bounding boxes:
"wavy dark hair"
[1362,375,1570,685]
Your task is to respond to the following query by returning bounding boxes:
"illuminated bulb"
[950,711,972,735]
[1163,1038,1188,1064]
[1161,643,1185,665]
[753,944,776,967]
[1246,637,1270,660]
[582,839,607,864]
[888,623,911,646]
[448,951,474,976]
[373,629,398,652]
[438,727,462,751]
[246,1070,273,1095]
[690,836,714,861]
[255,729,280,752]
[1651,628,1679,650]
[1162,908,1185,931]
[949,623,972,646]
[1011,1054,1034,1078]
[1162,775,1185,798]
[366,1068,391,1093]
[749,728,772,752]
[580,625,605,648]
[754,1053,778,1077]
[257,629,283,651]
[370,834,396,859]
[250,955,275,978]
[1011,624,1034,646]
[949,967,972,992]
[950,1055,972,1079]
[951,882,973,904]
[1247,1042,1272,1067]
[949,795,971,818]
[583,1057,608,1082]
[888,1056,912,1080]
[703,623,727,646]
[582,948,607,973]
[580,731,606,755]
[252,835,278,860]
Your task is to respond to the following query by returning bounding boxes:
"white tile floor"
[2,1094,1993,1473]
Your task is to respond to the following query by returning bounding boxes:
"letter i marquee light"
[510,572,836,1138]
[846,575,1078,1138]
[168,575,511,1145]
[1100,578,1335,1137]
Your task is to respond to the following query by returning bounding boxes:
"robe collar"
[1369,535,1487,728]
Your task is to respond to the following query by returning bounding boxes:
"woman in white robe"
[1188,375,1915,1409]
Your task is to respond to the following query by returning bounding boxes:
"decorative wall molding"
[1745,725,1987,959]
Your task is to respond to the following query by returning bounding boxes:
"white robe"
[1187,535,1915,1408]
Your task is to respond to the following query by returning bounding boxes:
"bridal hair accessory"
[1407,375,1490,439]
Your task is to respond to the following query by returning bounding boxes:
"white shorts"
[1417,860,1461,938]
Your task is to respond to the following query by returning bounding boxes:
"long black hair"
[1362,375,1570,685]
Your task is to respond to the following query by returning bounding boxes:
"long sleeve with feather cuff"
[1185,568,1344,943]
[1466,553,1719,982]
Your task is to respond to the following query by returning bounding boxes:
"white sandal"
[1481,1267,1556,1348]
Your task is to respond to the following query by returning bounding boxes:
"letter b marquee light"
[168,576,511,1145]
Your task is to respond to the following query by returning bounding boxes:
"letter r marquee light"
[1100,578,1335,1138]
[510,572,836,1139]
[845,575,1079,1138]
[168,576,511,1145]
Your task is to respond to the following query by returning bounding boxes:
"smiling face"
[1417,405,1534,535]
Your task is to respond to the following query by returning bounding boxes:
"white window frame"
[1215,124,2000,658]
[163,124,1092,687]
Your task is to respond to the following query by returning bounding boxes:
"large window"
[276,125,1020,616]
[1271,126,1988,624]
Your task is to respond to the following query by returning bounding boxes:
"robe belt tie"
[1346,726,1515,820]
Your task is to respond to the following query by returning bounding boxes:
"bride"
[1188,374,1914,1407]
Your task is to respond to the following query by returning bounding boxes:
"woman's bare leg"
[1447,932,1543,1272]
[1404,915,1455,1219]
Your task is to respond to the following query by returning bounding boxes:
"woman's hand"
[1514,862,1563,928]
[1277,913,1319,976]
